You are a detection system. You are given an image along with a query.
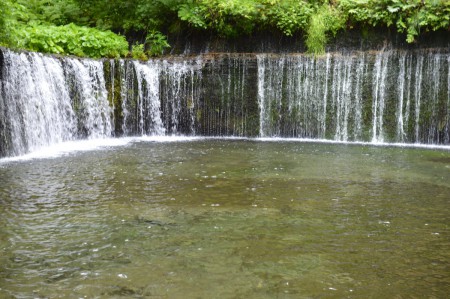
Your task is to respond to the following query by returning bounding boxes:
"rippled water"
[0,139,449,298]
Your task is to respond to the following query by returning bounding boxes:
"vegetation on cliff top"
[1,0,449,58]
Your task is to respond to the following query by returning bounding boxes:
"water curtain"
[1,49,449,157]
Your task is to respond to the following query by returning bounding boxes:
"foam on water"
[0,138,133,163]
[3,135,449,164]
[134,135,203,143]
[0,136,206,163]
[256,137,450,150]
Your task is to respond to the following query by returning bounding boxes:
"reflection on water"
[0,140,449,298]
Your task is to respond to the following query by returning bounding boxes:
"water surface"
[0,139,449,298]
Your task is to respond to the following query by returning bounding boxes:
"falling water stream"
[1,48,450,158]
[0,47,449,297]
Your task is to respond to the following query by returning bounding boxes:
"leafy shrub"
[145,31,171,56]
[264,0,314,36]
[178,0,259,37]
[0,1,11,45]
[18,23,129,58]
[306,4,347,55]
[178,2,208,29]
[0,0,29,46]
[131,43,148,60]
[339,0,450,43]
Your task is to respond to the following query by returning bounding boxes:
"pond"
[0,138,449,298]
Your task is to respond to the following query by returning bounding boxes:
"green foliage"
[145,31,171,56]
[18,23,129,58]
[2,0,450,57]
[0,1,11,45]
[72,0,142,30]
[306,4,347,55]
[339,0,450,43]
[130,31,171,60]
[0,0,30,46]
[306,11,328,55]
[16,0,84,25]
[263,0,314,36]
[178,0,260,37]
[1,0,128,58]
[131,43,148,60]
[178,2,208,29]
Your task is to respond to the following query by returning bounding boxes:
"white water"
[1,48,449,159]
[257,54,285,137]
[0,138,131,162]
[132,60,165,135]
[0,51,114,157]
[414,55,424,142]
[0,136,203,163]
[65,58,112,138]
[216,55,249,136]
[447,55,450,144]
[1,51,77,156]
[119,58,203,136]
[258,53,370,141]
[256,51,450,144]
[159,58,202,134]
[428,53,441,143]
[2,135,448,164]
[117,60,134,135]
[371,51,389,142]
[397,53,406,141]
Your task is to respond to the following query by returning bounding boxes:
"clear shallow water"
[0,139,449,298]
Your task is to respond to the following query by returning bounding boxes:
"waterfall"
[200,54,256,136]
[257,54,285,137]
[109,59,116,135]
[447,56,450,144]
[132,60,164,135]
[1,47,449,158]
[215,55,249,136]
[371,51,389,142]
[256,50,450,144]
[257,53,367,141]
[159,58,203,135]
[321,54,331,138]
[64,58,112,138]
[0,51,77,156]
[118,60,135,136]
[353,54,365,140]
[427,53,441,143]
[397,53,406,141]
[414,55,424,143]
[0,50,113,157]
[114,57,203,136]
